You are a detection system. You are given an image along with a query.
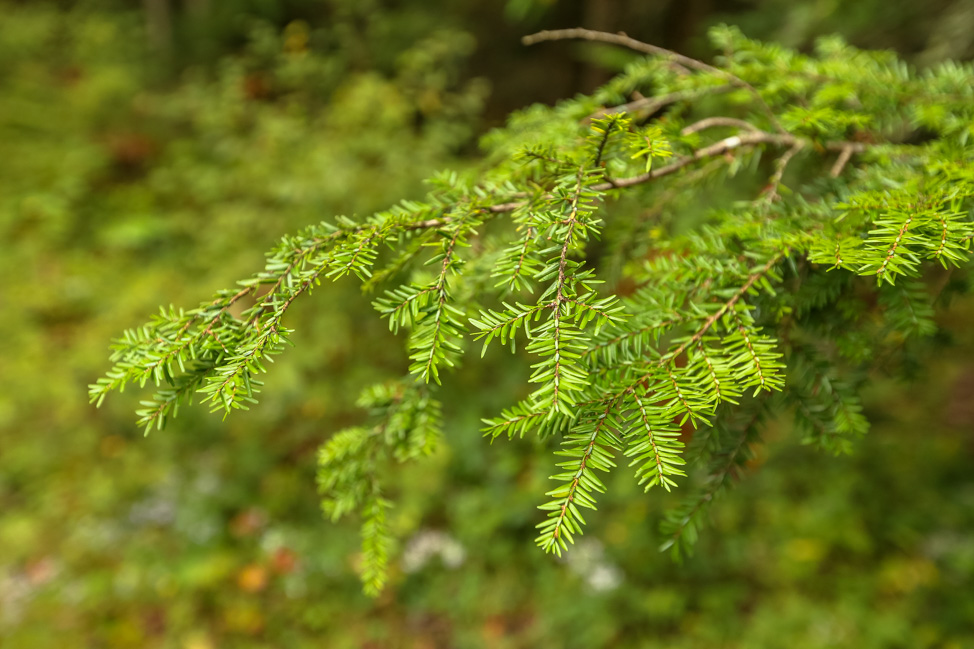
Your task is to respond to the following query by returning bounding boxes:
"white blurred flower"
[561,538,623,593]
[401,530,466,573]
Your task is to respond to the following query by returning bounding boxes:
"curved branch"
[592,85,734,120]
[763,140,806,203]
[593,131,866,192]
[682,116,761,135]
[524,28,787,134]
[830,144,856,178]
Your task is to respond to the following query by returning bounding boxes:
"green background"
[2,1,973,646]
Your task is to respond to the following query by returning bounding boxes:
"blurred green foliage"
[1,1,973,647]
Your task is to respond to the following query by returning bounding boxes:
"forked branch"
[524,28,787,134]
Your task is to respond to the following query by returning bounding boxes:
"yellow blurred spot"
[880,557,939,593]
[224,603,265,634]
[237,564,268,593]
[107,618,142,646]
[785,537,826,562]
[183,632,214,649]
[481,615,506,642]
[283,21,309,55]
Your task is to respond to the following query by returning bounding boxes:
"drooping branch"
[547,168,586,416]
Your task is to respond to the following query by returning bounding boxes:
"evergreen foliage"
[93,26,974,592]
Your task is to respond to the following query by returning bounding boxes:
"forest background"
[2,0,974,647]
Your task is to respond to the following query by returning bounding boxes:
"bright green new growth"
[91,26,974,592]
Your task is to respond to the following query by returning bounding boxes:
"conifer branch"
[482,407,550,440]
[692,341,732,404]
[582,317,684,363]
[508,231,539,290]
[663,254,785,366]
[624,387,685,491]
[536,402,620,554]
[93,29,974,592]
[548,169,586,415]
[421,220,468,382]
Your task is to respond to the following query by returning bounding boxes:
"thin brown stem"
[524,28,787,134]
[594,131,788,191]
[591,85,733,120]
[593,131,865,192]
[763,140,805,203]
[829,144,856,178]
[682,116,761,135]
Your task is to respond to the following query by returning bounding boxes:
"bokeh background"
[2,1,974,647]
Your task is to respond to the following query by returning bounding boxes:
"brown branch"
[829,144,856,178]
[682,116,761,135]
[592,131,866,193]
[524,28,713,78]
[524,28,787,134]
[594,131,786,191]
[489,200,527,213]
[455,131,865,218]
[763,140,805,203]
[591,85,734,120]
